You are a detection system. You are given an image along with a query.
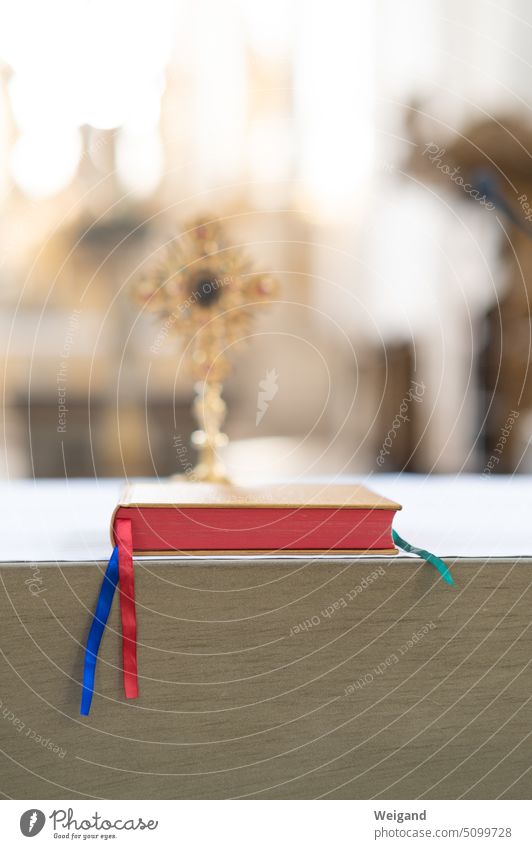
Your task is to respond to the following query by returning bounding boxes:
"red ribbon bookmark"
[115,517,139,699]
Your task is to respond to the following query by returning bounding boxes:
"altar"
[0,476,530,799]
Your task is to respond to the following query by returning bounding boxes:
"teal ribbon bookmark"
[392,529,454,587]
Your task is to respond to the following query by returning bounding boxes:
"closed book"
[111,481,401,555]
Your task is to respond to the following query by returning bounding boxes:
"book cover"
[111,481,402,555]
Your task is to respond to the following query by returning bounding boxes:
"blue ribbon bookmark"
[392,529,454,587]
[80,546,120,716]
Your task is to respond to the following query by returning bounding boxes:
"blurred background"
[1,0,531,480]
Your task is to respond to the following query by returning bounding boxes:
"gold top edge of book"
[118,481,402,511]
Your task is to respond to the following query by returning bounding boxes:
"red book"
[112,482,401,554]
